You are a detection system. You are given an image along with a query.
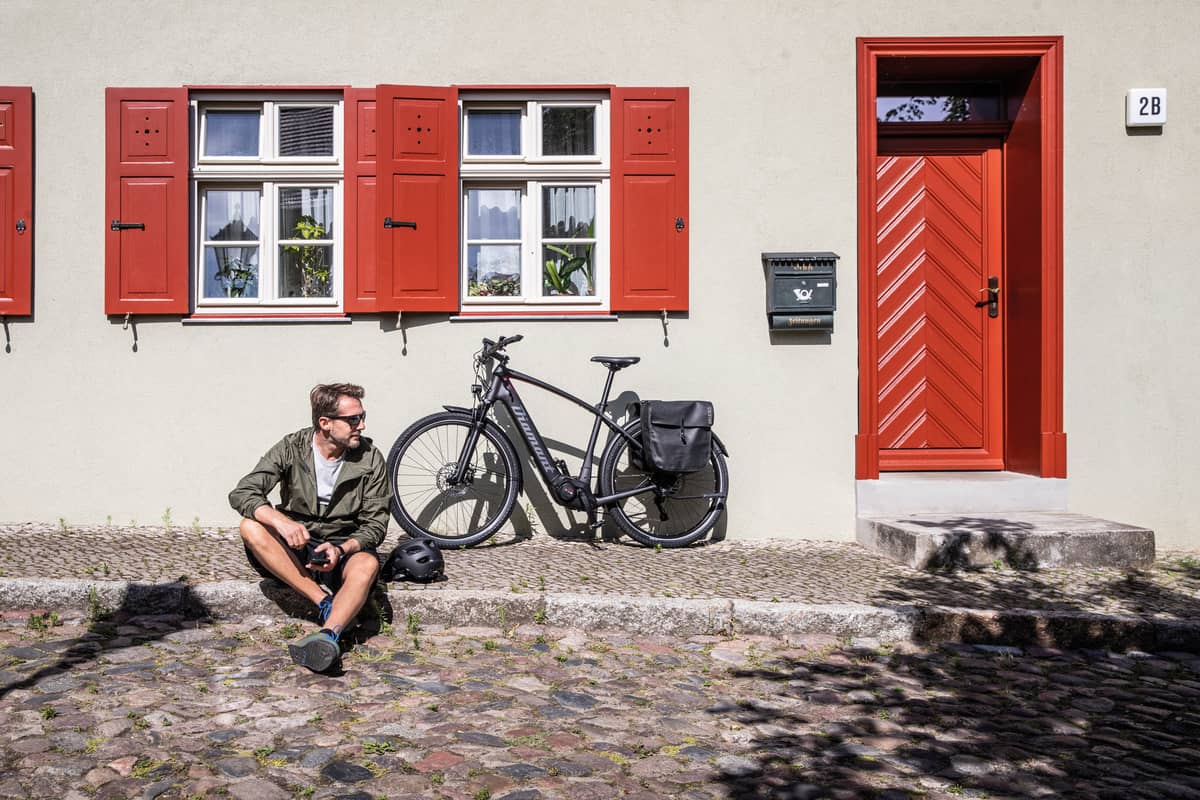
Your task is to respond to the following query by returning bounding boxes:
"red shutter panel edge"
[375,85,459,312]
[343,88,379,313]
[610,87,689,312]
[104,87,189,316]
[0,86,33,316]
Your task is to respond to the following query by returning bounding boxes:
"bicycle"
[385,335,730,549]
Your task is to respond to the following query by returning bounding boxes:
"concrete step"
[856,471,1068,516]
[857,511,1155,570]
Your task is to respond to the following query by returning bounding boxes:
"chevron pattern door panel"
[874,145,1003,470]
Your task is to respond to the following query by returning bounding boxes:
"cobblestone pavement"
[1,525,1199,619]
[2,608,1200,800]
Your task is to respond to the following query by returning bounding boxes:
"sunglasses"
[327,412,366,427]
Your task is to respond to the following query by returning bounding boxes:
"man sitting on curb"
[229,382,389,673]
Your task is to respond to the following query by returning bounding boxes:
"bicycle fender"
[440,406,526,495]
[713,431,730,457]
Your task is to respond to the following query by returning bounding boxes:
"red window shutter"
[343,88,379,313]
[104,87,189,316]
[374,85,459,312]
[0,86,33,316]
[610,87,689,312]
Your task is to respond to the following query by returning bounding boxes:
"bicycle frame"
[450,359,649,510]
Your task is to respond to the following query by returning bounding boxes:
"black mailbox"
[762,251,838,332]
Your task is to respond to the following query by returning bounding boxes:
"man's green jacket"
[229,427,390,552]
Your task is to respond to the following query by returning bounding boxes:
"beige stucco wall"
[1,0,1197,549]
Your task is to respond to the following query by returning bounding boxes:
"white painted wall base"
[856,472,1069,517]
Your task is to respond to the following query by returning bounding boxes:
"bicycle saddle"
[590,356,641,370]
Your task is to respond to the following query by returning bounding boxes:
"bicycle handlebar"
[479,334,524,361]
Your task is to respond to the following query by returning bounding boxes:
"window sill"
[451,312,617,322]
[183,313,350,325]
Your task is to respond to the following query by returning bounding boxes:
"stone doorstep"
[856,511,1156,571]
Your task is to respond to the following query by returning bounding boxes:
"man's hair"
[311,383,365,427]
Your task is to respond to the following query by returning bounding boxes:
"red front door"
[873,138,1003,470]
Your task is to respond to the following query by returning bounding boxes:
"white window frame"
[191,93,343,314]
[460,92,609,311]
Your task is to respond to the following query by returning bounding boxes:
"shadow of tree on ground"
[713,636,1200,799]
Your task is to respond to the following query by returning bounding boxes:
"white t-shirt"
[312,440,345,514]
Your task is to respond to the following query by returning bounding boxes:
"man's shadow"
[0,583,215,701]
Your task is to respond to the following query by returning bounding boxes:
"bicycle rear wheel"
[386,411,520,548]
[598,420,729,548]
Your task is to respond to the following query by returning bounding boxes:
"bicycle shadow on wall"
[492,392,644,545]
[493,392,730,548]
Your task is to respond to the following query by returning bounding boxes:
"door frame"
[855,36,1065,479]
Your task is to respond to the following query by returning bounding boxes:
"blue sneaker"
[287,631,339,673]
[317,594,334,625]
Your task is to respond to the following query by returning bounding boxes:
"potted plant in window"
[282,215,330,297]
[542,221,595,296]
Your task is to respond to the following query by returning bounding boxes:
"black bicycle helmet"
[382,539,445,582]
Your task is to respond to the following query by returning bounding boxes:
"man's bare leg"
[239,518,327,607]
[322,552,380,635]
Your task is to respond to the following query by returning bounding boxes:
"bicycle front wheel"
[598,420,729,548]
[387,411,520,548]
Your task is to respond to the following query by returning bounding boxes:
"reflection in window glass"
[205,190,260,240]
[876,84,1003,122]
[543,107,595,155]
[468,110,521,156]
[204,110,261,156]
[279,107,334,156]
[204,246,259,299]
[279,187,334,240]
[542,186,595,237]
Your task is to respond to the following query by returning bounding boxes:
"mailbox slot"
[762,251,838,332]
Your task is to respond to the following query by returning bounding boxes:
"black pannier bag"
[634,401,714,473]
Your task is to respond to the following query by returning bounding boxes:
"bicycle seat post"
[579,365,620,485]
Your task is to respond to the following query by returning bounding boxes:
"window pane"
[205,189,260,240]
[279,187,334,240]
[204,110,260,157]
[542,186,595,238]
[542,107,595,156]
[279,244,333,298]
[877,83,1004,122]
[467,188,521,240]
[467,110,521,156]
[543,244,595,297]
[467,245,521,296]
[279,106,334,156]
[204,246,259,299]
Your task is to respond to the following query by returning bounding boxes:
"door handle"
[110,220,145,231]
[384,217,416,229]
[975,276,999,318]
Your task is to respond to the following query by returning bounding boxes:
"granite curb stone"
[5,577,1200,650]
